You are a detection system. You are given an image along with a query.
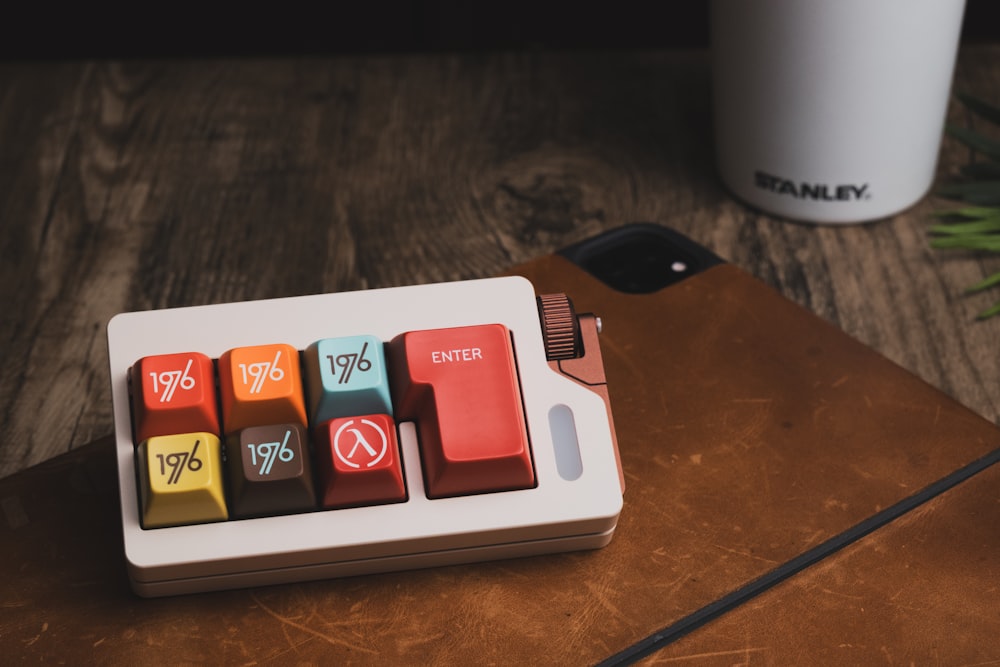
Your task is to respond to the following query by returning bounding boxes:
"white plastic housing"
[107,276,622,597]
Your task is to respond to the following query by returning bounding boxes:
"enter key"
[388,324,535,499]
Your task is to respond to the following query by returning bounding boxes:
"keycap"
[389,323,535,498]
[314,413,406,508]
[226,423,316,518]
[218,343,307,433]
[137,432,228,528]
[131,352,218,444]
[303,335,393,425]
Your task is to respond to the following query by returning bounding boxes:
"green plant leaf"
[929,217,1000,235]
[965,270,1000,294]
[956,91,1000,126]
[929,93,1000,321]
[936,180,1000,205]
[975,300,1000,320]
[961,161,1000,180]
[930,206,1000,219]
[929,234,1000,251]
[946,125,1000,161]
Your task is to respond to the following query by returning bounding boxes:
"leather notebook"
[2,223,997,664]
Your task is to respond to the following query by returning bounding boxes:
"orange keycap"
[131,352,218,443]
[218,343,307,434]
[389,324,535,498]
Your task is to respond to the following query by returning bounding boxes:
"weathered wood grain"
[1,47,998,479]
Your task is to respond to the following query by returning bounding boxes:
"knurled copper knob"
[537,293,582,361]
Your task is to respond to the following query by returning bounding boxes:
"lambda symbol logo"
[333,418,389,469]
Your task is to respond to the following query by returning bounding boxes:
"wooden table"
[3,45,998,480]
[2,43,1000,664]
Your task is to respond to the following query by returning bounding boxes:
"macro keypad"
[107,276,622,597]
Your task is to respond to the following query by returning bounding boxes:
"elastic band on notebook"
[597,446,1000,666]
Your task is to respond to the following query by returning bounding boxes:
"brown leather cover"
[649,460,1000,665]
[3,255,998,664]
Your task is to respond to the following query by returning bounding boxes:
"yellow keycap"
[138,432,229,528]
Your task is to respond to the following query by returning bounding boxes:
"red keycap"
[315,414,406,508]
[131,352,219,443]
[389,324,534,498]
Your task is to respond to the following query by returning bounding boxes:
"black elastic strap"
[597,446,1000,666]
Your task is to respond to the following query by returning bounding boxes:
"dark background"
[3,2,998,61]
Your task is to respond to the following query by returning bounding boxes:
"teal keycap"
[304,335,393,425]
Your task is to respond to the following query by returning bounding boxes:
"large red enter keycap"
[388,324,534,498]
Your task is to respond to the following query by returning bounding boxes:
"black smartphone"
[558,222,723,294]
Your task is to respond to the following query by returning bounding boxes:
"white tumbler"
[711,0,967,224]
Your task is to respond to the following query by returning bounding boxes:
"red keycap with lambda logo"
[389,324,535,498]
[315,414,406,508]
[131,352,219,443]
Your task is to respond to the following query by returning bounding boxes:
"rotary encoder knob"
[537,293,583,361]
